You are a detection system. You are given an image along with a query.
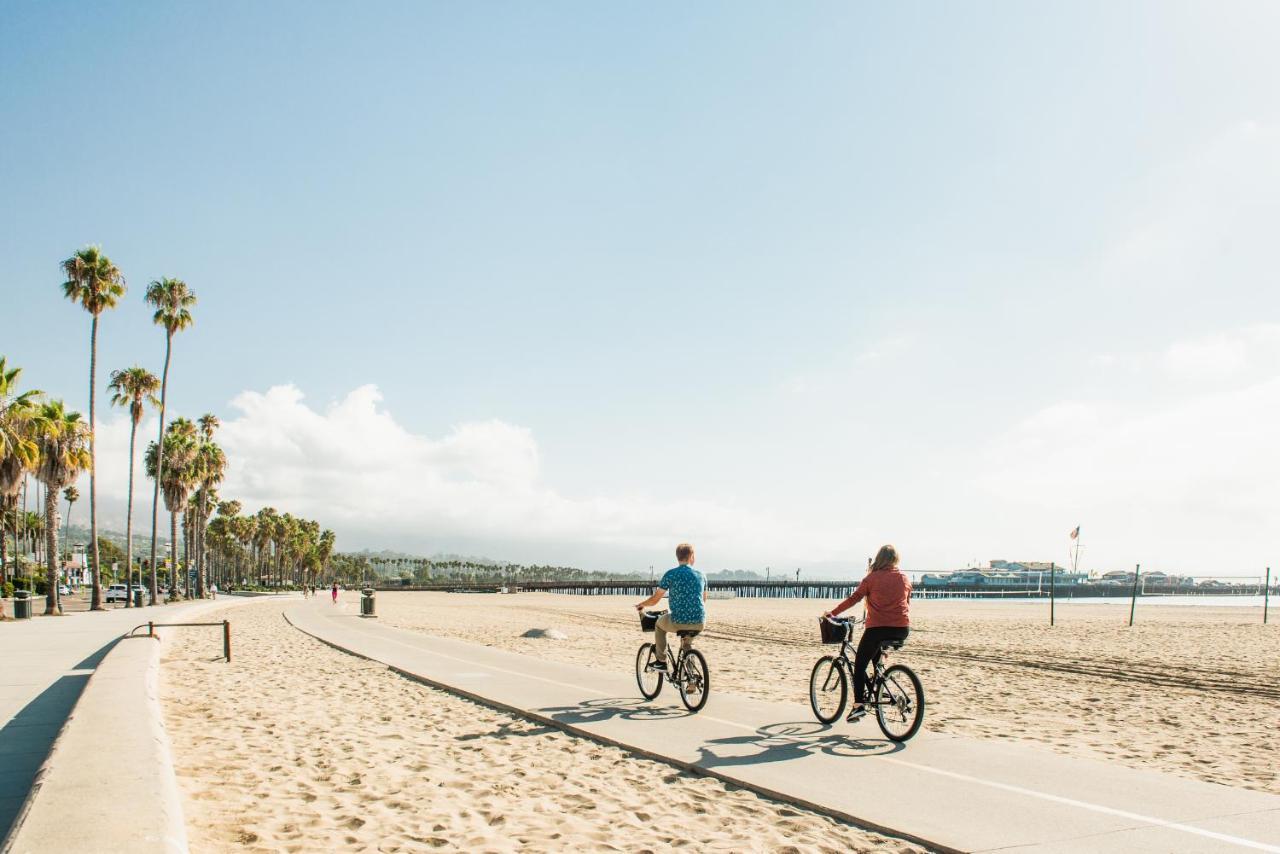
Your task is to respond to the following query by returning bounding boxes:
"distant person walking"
[823,544,912,721]
[331,581,339,604]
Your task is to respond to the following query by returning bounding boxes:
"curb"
[2,596,263,854]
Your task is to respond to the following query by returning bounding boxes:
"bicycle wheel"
[677,649,709,712]
[809,655,848,724]
[635,643,663,700]
[875,664,925,742]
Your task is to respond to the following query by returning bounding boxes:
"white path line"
[300,610,1280,853]
[876,757,1280,853]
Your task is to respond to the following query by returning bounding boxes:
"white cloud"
[978,326,1280,571]
[1162,324,1280,383]
[784,332,917,396]
[77,383,862,567]
[1098,121,1280,296]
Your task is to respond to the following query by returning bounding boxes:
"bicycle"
[635,610,710,712]
[809,615,925,742]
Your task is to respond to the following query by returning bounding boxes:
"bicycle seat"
[879,639,905,652]
[676,629,701,638]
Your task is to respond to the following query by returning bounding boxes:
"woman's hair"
[870,544,899,572]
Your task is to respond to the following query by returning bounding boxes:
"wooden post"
[1265,567,1271,625]
[1050,562,1056,626]
[1128,563,1141,627]
[223,619,231,662]
[148,620,154,639]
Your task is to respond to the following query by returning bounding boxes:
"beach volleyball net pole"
[1128,571,1270,626]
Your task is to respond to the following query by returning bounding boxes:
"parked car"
[57,584,71,596]
[105,584,133,603]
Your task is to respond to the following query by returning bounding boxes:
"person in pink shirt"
[822,544,912,721]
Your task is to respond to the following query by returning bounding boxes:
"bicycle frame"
[830,631,895,705]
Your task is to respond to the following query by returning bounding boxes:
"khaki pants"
[654,613,704,659]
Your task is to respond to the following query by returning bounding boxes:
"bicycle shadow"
[538,696,692,725]
[695,720,903,769]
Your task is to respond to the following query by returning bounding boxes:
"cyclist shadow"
[695,721,903,769]
[539,697,692,725]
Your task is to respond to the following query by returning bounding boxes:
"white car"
[104,584,136,603]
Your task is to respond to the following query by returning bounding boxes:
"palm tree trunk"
[168,509,182,601]
[88,314,104,610]
[195,494,206,598]
[43,486,59,615]
[149,332,172,605]
[124,419,138,609]
[183,514,192,599]
[63,500,72,558]
[0,509,8,619]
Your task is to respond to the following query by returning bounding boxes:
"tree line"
[0,246,336,616]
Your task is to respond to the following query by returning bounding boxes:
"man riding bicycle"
[635,543,707,670]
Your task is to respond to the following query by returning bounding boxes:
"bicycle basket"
[640,610,666,632]
[819,618,851,644]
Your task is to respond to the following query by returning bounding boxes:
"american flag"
[1070,526,1080,539]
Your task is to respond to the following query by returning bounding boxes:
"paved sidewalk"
[287,600,1280,853]
[0,597,236,842]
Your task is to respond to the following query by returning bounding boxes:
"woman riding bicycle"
[822,544,911,721]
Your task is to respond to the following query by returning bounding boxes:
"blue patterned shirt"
[659,564,706,624]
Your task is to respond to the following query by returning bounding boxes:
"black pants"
[853,626,910,703]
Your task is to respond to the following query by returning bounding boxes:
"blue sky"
[3,2,1279,576]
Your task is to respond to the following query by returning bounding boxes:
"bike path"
[285,601,1280,853]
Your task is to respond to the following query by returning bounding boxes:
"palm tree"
[31,401,91,615]
[108,367,160,608]
[62,486,79,556]
[145,419,196,602]
[192,416,224,598]
[316,528,335,586]
[213,500,242,590]
[253,507,277,586]
[145,278,196,605]
[62,246,126,611]
[0,358,40,613]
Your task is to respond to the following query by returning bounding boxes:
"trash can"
[360,588,376,618]
[133,588,144,607]
[14,590,32,620]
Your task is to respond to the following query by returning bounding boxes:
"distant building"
[920,560,1086,588]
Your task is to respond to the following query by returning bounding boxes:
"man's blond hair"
[676,543,695,563]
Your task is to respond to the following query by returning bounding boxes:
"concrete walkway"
[0,597,245,845]
[287,600,1280,853]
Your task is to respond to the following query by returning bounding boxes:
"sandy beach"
[371,591,1280,796]
[160,598,924,853]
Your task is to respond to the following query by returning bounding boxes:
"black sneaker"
[846,703,867,722]
[649,660,667,672]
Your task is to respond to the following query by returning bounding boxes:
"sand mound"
[521,627,569,639]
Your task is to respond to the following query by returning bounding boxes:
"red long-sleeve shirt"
[831,568,912,628]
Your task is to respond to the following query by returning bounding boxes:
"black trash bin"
[133,588,144,607]
[14,590,32,620]
[360,587,376,618]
